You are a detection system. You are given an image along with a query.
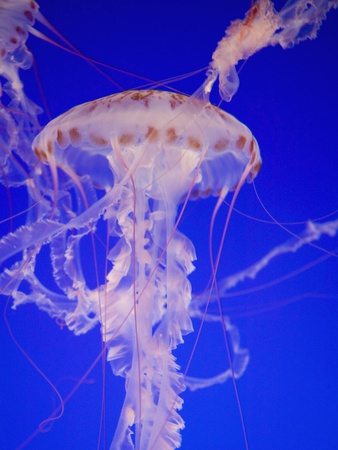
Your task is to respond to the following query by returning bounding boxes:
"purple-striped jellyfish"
[1,1,337,449]
[29,88,260,449]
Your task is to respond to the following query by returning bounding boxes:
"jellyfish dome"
[19,89,259,449]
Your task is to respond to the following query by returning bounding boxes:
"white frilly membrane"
[0,1,337,449]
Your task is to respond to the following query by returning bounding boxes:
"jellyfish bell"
[27,88,261,448]
[0,0,38,88]
[0,0,43,206]
[32,89,261,195]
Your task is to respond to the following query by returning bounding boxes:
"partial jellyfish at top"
[0,1,337,449]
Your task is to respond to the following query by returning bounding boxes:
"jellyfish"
[1,1,338,449]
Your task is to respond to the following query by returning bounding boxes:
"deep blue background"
[1,1,337,449]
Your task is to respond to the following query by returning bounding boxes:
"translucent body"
[2,89,260,448]
[0,0,40,188]
[0,1,337,449]
[204,0,338,100]
[0,0,38,84]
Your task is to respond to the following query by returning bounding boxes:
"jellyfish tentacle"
[104,143,197,449]
[185,312,249,391]
[217,218,338,296]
